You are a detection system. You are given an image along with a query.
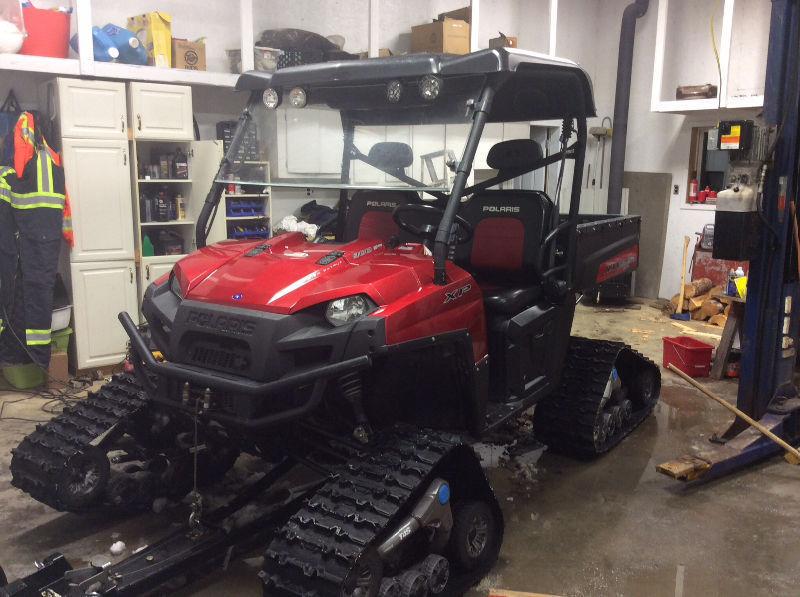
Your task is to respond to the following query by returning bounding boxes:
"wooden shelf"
[92,62,238,88]
[0,54,80,76]
[138,179,192,183]
[141,220,196,226]
[226,215,267,220]
[225,193,269,198]
[651,98,722,114]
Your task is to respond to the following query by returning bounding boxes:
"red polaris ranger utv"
[5,49,659,597]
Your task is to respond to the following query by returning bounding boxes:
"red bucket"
[20,7,70,59]
[663,336,714,377]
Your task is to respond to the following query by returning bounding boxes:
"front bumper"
[120,312,371,430]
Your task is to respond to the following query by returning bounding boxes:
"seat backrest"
[342,190,420,242]
[455,189,553,280]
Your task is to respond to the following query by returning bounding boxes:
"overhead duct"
[607,0,649,214]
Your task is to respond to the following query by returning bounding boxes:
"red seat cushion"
[469,218,525,271]
[358,211,399,240]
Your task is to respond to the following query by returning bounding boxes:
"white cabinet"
[275,108,343,177]
[139,255,182,305]
[128,82,194,141]
[61,138,134,262]
[42,78,127,140]
[70,260,139,369]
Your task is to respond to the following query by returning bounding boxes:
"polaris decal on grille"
[186,312,256,336]
[365,201,398,209]
[444,283,472,303]
[482,205,520,213]
[596,245,639,283]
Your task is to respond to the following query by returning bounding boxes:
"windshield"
[217,87,483,194]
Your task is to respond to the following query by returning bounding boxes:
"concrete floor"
[1,302,798,596]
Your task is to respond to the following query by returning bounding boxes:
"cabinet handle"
[129,268,134,283]
[120,115,125,132]
[137,114,142,131]
[123,151,127,166]
[145,265,150,280]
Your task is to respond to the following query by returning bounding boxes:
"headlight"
[289,87,307,108]
[263,88,281,109]
[419,75,441,101]
[387,80,403,103]
[169,273,183,298]
[325,295,374,326]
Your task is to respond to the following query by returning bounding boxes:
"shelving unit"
[651,0,770,114]
[221,165,271,240]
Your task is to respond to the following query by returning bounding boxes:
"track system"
[10,373,238,513]
[262,427,502,597]
[533,337,661,459]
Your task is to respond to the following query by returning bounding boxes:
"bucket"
[20,7,70,58]
[2,363,46,390]
[663,336,714,378]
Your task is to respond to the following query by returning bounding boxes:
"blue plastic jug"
[102,23,148,66]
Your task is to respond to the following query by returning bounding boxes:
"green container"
[2,363,46,390]
[52,327,72,352]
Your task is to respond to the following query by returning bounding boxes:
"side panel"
[566,215,641,292]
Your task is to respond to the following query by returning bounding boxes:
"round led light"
[419,75,442,101]
[262,88,280,109]
[387,80,403,103]
[289,87,307,108]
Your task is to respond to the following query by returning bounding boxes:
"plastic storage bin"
[2,363,45,389]
[663,336,714,377]
[51,327,72,352]
[20,6,69,58]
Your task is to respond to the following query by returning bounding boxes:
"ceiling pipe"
[607,0,649,214]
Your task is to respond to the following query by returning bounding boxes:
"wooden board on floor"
[489,591,562,597]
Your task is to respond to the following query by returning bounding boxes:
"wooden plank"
[656,456,712,481]
[710,302,742,379]
[489,591,562,597]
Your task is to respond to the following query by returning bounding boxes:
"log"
[698,298,724,319]
[724,303,731,316]
[709,313,728,327]
[684,277,713,299]
[709,285,725,297]
[689,293,710,311]
[691,308,707,321]
[671,294,689,312]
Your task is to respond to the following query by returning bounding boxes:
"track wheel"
[397,570,428,597]
[55,447,110,510]
[419,555,449,594]
[378,578,402,597]
[448,500,500,572]
[0,563,6,586]
[629,368,660,408]
[342,550,383,597]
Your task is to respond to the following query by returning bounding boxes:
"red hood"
[173,233,432,314]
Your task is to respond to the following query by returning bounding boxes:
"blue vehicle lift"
[659,0,800,482]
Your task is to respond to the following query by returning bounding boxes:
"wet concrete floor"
[1,302,797,596]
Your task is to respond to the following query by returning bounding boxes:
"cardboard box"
[438,6,471,23]
[172,38,206,70]
[127,11,172,68]
[489,34,518,49]
[411,18,470,55]
[48,351,69,389]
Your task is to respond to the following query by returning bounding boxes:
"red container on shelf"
[20,7,70,59]
[663,336,714,377]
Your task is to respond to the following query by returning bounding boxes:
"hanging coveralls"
[0,112,67,367]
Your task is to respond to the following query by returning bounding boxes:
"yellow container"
[734,275,748,300]
[128,12,172,68]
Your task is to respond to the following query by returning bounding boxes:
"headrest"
[368,142,413,170]
[487,139,544,171]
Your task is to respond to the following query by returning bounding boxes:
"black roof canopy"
[237,48,596,124]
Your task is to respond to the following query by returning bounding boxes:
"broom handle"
[676,236,690,314]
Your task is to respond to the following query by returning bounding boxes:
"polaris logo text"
[482,205,520,213]
[186,312,256,336]
[365,201,398,209]
[444,284,472,303]
[352,243,383,259]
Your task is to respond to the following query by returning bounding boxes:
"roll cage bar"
[197,77,587,292]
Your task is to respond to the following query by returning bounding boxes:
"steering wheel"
[392,204,473,245]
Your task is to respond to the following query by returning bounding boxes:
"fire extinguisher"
[689,178,699,203]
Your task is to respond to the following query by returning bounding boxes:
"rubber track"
[262,427,465,597]
[10,373,148,512]
[532,337,660,459]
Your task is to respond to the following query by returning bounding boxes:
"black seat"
[342,190,420,242]
[482,286,542,315]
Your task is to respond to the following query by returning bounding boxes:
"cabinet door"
[62,139,134,262]
[129,82,193,140]
[188,140,227,245]
[48,78,127,140]
[70,260,138,370]
[139,255,182,305]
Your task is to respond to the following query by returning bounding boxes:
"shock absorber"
[339,371,371,443]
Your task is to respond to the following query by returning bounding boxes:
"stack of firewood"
[670,277,730,326]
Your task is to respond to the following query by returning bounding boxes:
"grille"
[187,342,250,373]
